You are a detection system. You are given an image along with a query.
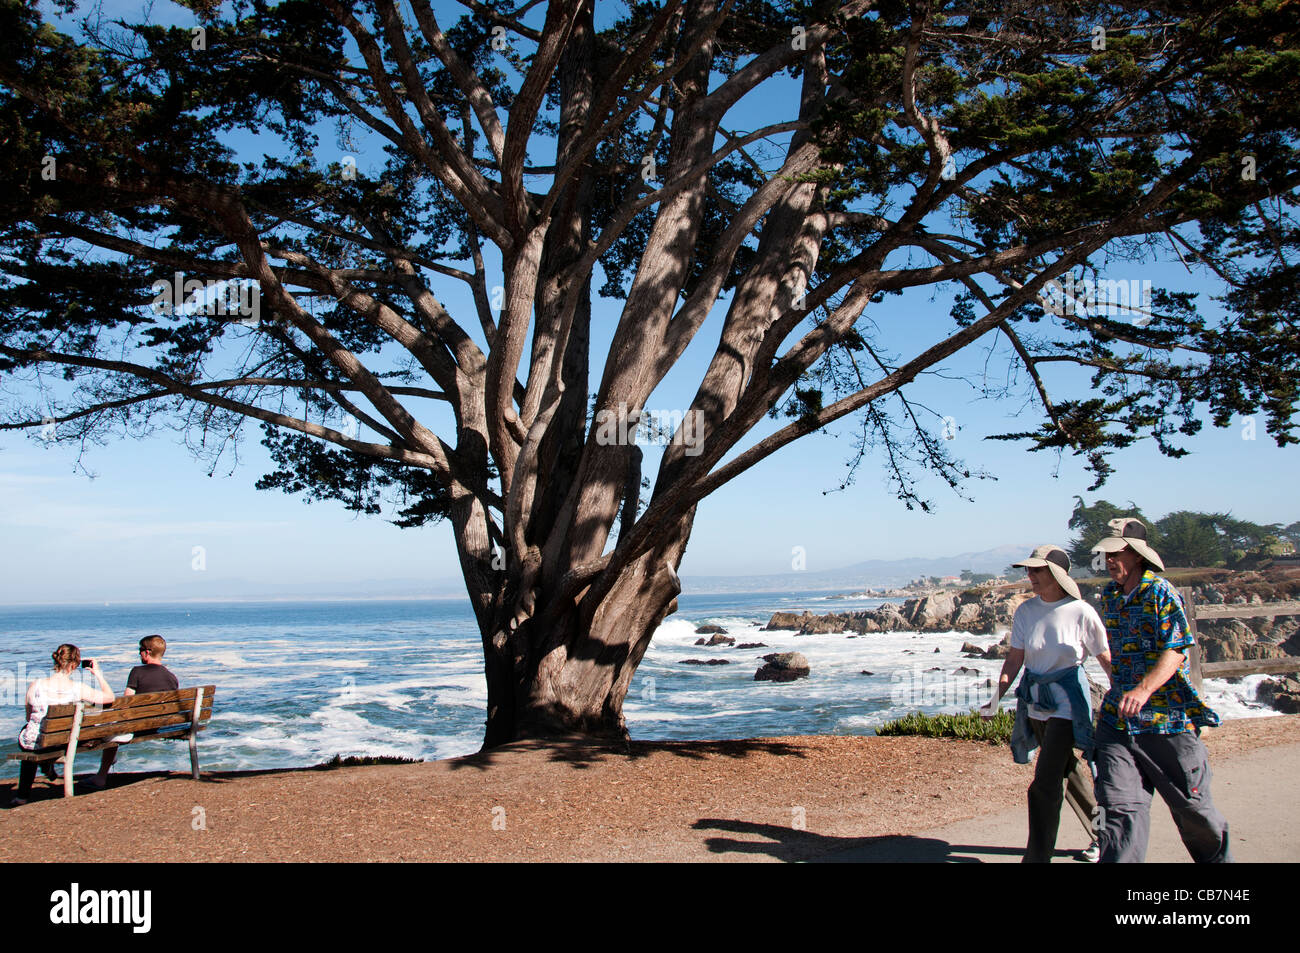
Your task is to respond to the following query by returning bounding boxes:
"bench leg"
[188,687,204,780]
[63,702,84,797]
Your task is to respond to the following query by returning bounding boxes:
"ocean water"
[0,591,1278,775]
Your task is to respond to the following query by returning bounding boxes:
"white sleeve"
[1010,603,1028,650]
[1079,602,1109,658]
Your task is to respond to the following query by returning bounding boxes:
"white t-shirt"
[1010,596,1109,721]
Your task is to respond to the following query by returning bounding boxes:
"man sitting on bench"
[90,635,179,789]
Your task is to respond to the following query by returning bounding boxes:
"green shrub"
[874,709,1014,745]
[312,754,423,770]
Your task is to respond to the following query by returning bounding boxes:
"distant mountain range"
[681,543,1034,593]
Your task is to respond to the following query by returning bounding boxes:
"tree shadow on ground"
[691,817,1059,863]
[446,737,810,771]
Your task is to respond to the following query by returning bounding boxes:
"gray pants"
[1093,720,1232,863]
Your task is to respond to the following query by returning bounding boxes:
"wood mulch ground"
[3,715,1297,862]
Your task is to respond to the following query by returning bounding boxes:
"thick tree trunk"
[480,518,691,748]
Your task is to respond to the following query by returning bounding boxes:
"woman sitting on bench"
[11,644,115,805]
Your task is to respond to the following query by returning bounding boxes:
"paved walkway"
[835,742,1300,862]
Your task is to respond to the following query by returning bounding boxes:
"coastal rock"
[695,624,728,635]
[960,642,984,655]
[765,612,808,631]
[679,658,731,666]
[873,603,909,630]
[694,638,707,645]
[1198,619,1291,663]
[705,633,736,646]
[1255,675,1300,714]
[906,593,959,629]
[761,584,1032,638]
[735,642,767,649]
[952,604,983,632]
[982,637,1012,660]
[754,652,810,683]
[799,614,849,634]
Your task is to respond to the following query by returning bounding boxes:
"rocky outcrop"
[906,592,958,629]
[694,624,727,635]
[754,652,810,682]
[763,586,1030,637]
[765,612,807,631]
[694,632,736,646]
[679,658,731,666]
[1256,675,1300,714]
[980,636,1013,660]
[1178,568,1300,663]
[1197,620,1291,663]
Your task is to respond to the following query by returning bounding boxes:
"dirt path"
[3,716,1297,862]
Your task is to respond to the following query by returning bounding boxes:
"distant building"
[940,575,962,586]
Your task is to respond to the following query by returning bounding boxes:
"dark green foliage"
[1156,511,1231,568]
[875,708,1014,745]
[0,0,1297,534]
[256,425,452,528]
[311,753,422,769]
[1068,497,1291,568]
[1067,496,1161,567]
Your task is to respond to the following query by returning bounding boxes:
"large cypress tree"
[2,1,1297,746]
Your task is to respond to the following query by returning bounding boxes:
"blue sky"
[2,2,1295,604]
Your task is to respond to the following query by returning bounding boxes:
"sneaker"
[1079,839,1100,863]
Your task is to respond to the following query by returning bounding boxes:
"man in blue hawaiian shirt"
[1091,518,1232,863]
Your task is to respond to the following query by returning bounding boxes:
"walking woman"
[985,545,1110,862]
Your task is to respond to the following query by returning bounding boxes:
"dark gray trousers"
[1025,716,1097,863]
[1093,720,1232,863]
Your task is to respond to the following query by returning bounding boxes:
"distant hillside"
[681,543,1033,593]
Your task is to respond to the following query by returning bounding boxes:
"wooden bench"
[7,686,215,797]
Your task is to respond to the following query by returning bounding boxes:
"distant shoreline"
[0,593,478,609]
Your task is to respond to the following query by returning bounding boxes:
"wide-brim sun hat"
[1090,517,1165,571]
[1012,545,1081,600]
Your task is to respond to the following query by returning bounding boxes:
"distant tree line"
[1067,498,1300,571]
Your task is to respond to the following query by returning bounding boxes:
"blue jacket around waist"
[1009,665,1095,765]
